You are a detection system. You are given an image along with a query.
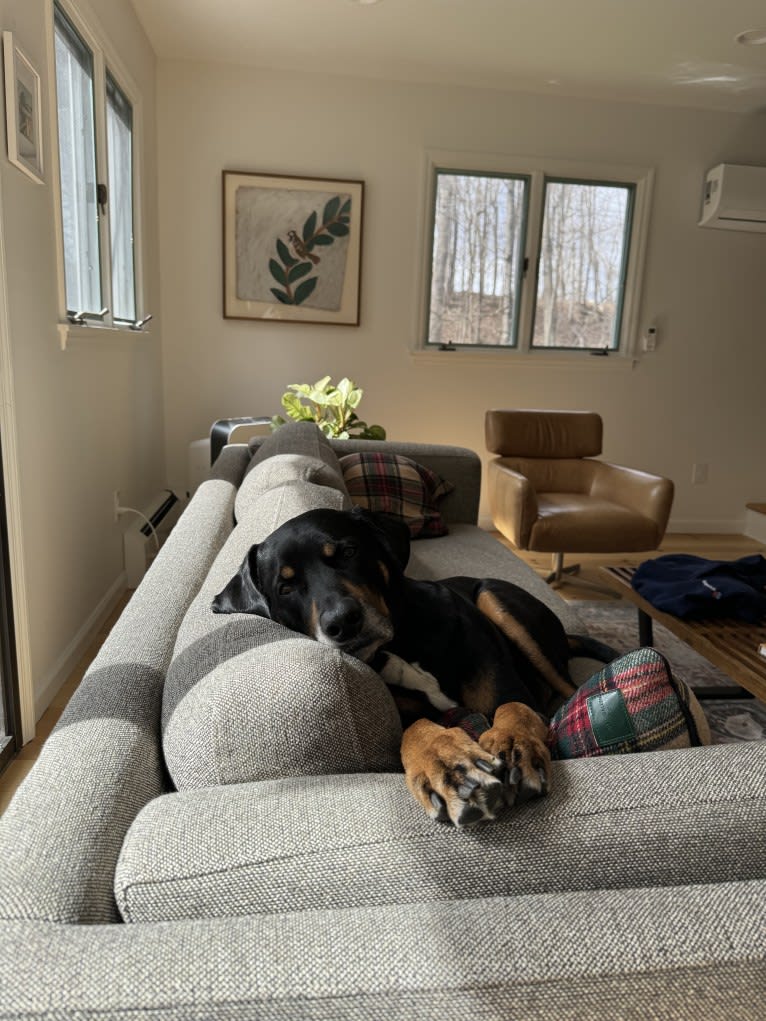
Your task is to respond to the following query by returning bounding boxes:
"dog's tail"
[567,633,619,664]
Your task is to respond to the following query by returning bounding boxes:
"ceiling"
[130,0,766,114]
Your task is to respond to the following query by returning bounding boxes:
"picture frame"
[223,171,363,325]
[2,32,44,184]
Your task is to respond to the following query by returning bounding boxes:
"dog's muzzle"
[315,597,393,662]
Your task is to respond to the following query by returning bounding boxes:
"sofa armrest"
[0,479,238,925]
[487,459,538,548]
[590,461,674,537]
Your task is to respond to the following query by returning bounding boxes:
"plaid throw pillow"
[548,647,710,759]
[339,452,454,538]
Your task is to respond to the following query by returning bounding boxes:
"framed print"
[2,32,44,184]
[223,171,363,325]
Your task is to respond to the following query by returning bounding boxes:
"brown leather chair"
[485,409,674,590]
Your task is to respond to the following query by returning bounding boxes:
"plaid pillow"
[548,647,710,759]
[339,452,454,538]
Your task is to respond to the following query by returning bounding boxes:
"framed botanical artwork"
[223,171,363,325]
[2,32,44,184]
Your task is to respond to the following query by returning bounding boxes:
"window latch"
[96,182,108,214]
[67,307,109,325]
[130,313,153,331]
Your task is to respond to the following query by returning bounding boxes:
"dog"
[212,507,609,826]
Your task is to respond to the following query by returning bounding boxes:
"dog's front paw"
[478,702,551,805]
[401,719,506,827]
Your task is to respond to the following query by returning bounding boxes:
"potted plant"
[270,376,386,440]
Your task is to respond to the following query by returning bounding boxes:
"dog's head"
[212,507,410,662]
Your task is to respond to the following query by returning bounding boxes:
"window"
[53,2,141,328]
[424,155,651,355]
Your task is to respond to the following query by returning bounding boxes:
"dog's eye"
[277,582,293,596]
[343,544,357,559]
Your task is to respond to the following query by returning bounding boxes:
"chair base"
[545,553,618,596]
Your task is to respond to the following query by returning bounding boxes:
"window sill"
[409,346,640,370]
[57,322,152,351]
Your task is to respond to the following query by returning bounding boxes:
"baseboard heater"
[124,490,179,588]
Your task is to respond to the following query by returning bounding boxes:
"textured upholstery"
[115,742,766,923]
[163,432,401,789]
[1,422,762,1019]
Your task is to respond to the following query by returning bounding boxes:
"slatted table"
[600,566,766,702]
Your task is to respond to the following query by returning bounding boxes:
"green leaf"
[363,424,386,440]
[335,377,353,398]
[270,288,291,304]
[276,239,296,267]
[269,259,288,286]
[347,388,363,408]
[294,276,318,305]
[326,222,349,238]
[340,198,351,217]
[288,261,313,284]
[302,210,317,241]
[281,392,308,417]
[313,375,332,392]
[287,383,313,396]
[323,196,341,223]
[269,415,286,431]
[312,234,334,246]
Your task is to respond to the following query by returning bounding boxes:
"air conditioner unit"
[699,163,766,232]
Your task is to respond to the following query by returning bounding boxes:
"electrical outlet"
[113,490,121,523]
[692,463,709,485]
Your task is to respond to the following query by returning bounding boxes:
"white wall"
[0,0,164,726]
[157,61,766,534]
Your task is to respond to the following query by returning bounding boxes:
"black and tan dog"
[213,507,607,827]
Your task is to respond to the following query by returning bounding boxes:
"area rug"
[572,599,766,745]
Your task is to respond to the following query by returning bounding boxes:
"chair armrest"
[487,459,539,548]
[590,461,674,536]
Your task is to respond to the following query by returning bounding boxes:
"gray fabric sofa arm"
[0,880,764,1018]
[0,480,237,925]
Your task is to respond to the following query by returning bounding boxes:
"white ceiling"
[130,0,766,114]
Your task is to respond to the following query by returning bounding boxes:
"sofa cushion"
[162,442,401,791]
[114,741,766,923]
[235,452,351,522]
[340,451,454,538]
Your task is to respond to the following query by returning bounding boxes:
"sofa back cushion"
[162,424,402,790]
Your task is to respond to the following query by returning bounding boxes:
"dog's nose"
[320,598,363,643]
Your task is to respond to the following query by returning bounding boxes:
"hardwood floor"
[1,532,764,812]
[497,532,766,602]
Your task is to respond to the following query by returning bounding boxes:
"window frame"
[418,150,654,360]
[48,0,145,338]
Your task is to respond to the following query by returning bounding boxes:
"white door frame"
[0,179,36,745]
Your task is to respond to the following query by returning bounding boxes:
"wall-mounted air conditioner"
[699,163,766,232]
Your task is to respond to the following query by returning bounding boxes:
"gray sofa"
[0,423,764,1019]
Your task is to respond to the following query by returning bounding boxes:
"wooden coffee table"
[600,566,766,702]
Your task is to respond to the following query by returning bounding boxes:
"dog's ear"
[211,545,271,617]
[350,506,410,570]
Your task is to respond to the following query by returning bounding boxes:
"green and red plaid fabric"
[340,452,454,538]
[548,647,704,759]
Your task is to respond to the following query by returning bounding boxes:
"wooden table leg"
[638,608,653,646]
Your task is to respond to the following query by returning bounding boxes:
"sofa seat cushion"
[407,524,584,634]
[115,741,766,923]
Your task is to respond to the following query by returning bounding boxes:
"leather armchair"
[485,409,674,589]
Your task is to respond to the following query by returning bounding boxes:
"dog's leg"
[380,654,458,712]
[478,702,551,803]
[401,720,505,827]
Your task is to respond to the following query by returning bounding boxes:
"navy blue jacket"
[631,554,766,623]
